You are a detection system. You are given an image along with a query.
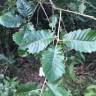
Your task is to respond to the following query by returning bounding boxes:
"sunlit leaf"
[13,23,54,54]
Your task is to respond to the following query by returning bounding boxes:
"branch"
[57,10,62,41]
[39,2,50,21]
[49,0,96,20]
[40,78,47,96]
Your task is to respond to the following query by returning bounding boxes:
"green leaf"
[0,54,14,64]
[13,23,54,54]
[79,3,86,14]
[47,83,70,96]
[16,82,39,96]
[43,89,53,96]
[66,62,75,81]
[16,0,35,17]
[49,15,58,28]
[0,12,23,28]
[17,91,39,96]
[84,85,96,96]
[41,46,65,82]
[17,82,38,93]
[68,3,78,11]
[63,29,96,53]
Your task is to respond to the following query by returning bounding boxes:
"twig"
[36,6,40,28]
[39,2,50,21]
[61,17,67,33]
[57,10,62,42]
[40,78,47,96]
[49,0,96,20]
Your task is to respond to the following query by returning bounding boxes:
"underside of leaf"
[63,29,96,53]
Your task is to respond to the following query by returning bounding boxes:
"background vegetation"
[0,0,96,96]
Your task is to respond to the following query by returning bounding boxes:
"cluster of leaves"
[54,0,87,14]
[0,76,18,96]
[0,75,38,96]
[0,0,96,96]
[0,75,96,96]
[0,74,72,96]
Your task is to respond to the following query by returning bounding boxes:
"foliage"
[0,76,39,96]
[0,77,18,96]
[0,54,14,64]
[47,83,71,96]
[0,0,96,96]
[13,23,54,54]
[16,0,35,17]
[41,46,65,82]
[84,85,96,96]
[63,29,96,53]
[0,75,71,96]
[0,12,23,28]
